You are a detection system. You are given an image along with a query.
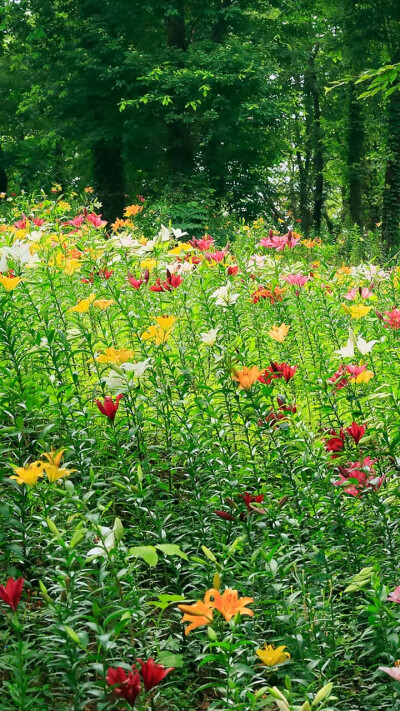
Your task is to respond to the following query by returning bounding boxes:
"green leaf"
[156,544,188,560]
[158,651,184,668]
[129,546,158,567]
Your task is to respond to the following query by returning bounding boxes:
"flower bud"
[312,682,333,706]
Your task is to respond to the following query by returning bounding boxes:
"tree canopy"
[2,0,400,243]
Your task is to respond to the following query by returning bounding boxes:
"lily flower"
[232,366,263,390]
[0,577,25,611]
[259,362,297,384]
[141,316,176,345]
[10,461,44,485]
[136,658,174,691]
[383,308,400,330]
[346,422,366,444]
[342,304,372,319]
[178,599,214,635]
[106,666,141,706]
[387,586,400,603]
[95,394,123,422]
[256,644,291,667]
[0,274,22,291]
[67,294,96,313]
[41,448,76,482]
[96,347,134,364]
[379,665,400,681]
[269,323,290,342]
[204,587,254,621]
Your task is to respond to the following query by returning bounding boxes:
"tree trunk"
[92,138,125,223]
[382,86,400,249]
[165,1,194,176]
[347,84,364,227]
[309,52,323,232]
[0,146,7,193]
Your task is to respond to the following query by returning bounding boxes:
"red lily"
[128,274,144,289]
[95,395,123,422]
[345,364,366,378]
[383,308,400,330]
[86,212,107,228]
[227,265,239,276]
[137,658,174,691]
[106,666,141,706]
[327,365,349,390]
[81,268,113,284]
[238,492,264,511]
[0,577,25,611]
[190,236,214,250]
[346,422,366,444]
[333,456,383,497]
[259,362,298,384]
[150,271,182,292]
[324,428,345,455]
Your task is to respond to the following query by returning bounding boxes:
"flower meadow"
[1,193,400,711]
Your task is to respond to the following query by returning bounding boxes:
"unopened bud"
[312,682,333,706]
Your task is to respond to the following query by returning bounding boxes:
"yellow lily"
[269,323,290,343]
[10,461,44,485]
[141,316,176,345]
[0,275,22,292]
[351,369,374,384]
[41,448,76,482]
[96,347,134,364]
[341,304,372,319]
[93,299,115,310]
[256,643,291,667]
[140,258,156,271]
[67,294,96,313]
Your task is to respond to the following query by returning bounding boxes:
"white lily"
[171,227,188,240]
[336,328,378,358]
[122,359,151,378]
[212,281,239,307]
[200,328,219,346]
[158,224,171,242]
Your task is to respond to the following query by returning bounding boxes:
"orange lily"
[177,600,214,635]
[204,588,254,621]
[232,366,262,390]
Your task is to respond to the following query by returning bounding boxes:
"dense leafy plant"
[1,189,400,709]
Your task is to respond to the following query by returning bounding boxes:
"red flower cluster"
[149,271,182,292]
[106,658,173,706]
[215,491,265,522]
[259,362,298,384]
[81,268,113,284]
[0,577,25,611]
[324,422,366,458]
[251,285,285,304]
[333,456,384,497]
[383,308,400,330]
[259,229,300,252]
[204,249,227,263]
[189,235,214,251]
[259,397,297,427]
[95,395,123,422]
[128,269,150,290]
